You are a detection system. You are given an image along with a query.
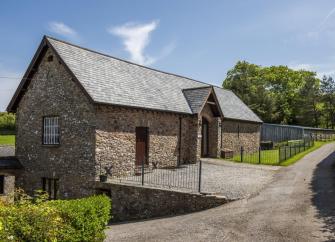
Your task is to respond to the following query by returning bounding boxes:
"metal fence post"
[259,146,261,164]
[304,140,306,151]
[284,146,286,161]
[141,159,144,186]
[198,159,202,193]
[241,146,244,162]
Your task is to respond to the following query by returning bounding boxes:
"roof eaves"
[7,35,95,112]
[95,101,193,116]
[223,117,263,124]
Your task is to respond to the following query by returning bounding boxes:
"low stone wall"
[95,182,228,222]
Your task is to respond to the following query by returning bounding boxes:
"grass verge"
[225,141,334,166]
[0,135,15,145]
[279,141,333,166]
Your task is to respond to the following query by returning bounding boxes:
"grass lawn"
[227,141,334,166]
[229,149,279,165]
[0,135,15,145]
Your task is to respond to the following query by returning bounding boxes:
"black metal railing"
[278,139,314,162]
[109,160,202,193]
[230,138,315,165]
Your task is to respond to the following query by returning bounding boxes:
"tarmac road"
[106,143,335,242]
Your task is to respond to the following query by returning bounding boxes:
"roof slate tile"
[46,37,262,123]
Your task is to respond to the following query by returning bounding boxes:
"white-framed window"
[43,116,60,145]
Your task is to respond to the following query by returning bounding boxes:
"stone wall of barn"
[95,105,199,177]
[221,119,261,155]
[15,47,97,199]
[0,173,16,203]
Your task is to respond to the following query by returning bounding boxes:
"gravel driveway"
[201,159,280,199]
[110,159,280,200]
[106,143,335,241]
[0,145,15,157]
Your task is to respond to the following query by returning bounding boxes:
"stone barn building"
[4,36,262,199]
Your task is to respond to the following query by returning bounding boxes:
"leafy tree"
[295,74,321,127]
[320,76,335,128]
[223,61,275,122]
[223,61,323,127]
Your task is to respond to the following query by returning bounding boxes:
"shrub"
[0,203,64,241]
[0,112,15,132]
[48,195,112,241]
[0,194,111,242]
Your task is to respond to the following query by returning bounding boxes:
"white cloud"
[48,21,78,40]
[108,20,160,65]
[289,60,335,78]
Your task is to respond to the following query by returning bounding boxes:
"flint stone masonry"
[0,174,15,203]
[221,120,261,154]
[95,105,199,177]
[96,182,228,222]
[15,48,97,198]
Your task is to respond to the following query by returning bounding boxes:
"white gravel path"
[201,158,281,199]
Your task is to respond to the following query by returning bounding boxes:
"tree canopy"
[223,61,334,128]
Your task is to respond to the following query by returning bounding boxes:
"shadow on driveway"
[311,150,335,240]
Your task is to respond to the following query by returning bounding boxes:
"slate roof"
[213,87,262,122]
[48,37,206,114]
[183,87,212,114]
[8,36,262,123]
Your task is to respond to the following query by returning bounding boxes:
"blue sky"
[1,0,335,111]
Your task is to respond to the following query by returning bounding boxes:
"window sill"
[42,144,60,148]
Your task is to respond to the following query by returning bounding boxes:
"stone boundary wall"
[95,182,228,222]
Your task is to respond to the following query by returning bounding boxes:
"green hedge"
[0,195,111,241]
[0,112,15,132]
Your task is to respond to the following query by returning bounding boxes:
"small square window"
[43,117,60,145]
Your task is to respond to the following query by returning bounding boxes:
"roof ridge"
[44,35,213,87]
[182,86,212,91]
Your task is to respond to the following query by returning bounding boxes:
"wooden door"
[136,127,149,166]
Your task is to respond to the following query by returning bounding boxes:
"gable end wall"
[15,47,96,198]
